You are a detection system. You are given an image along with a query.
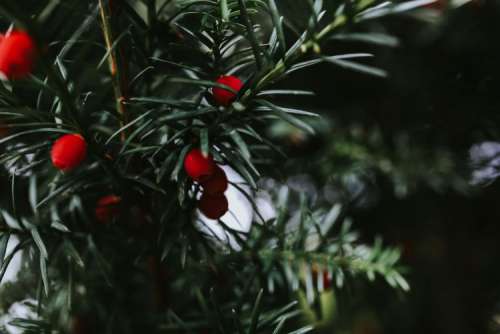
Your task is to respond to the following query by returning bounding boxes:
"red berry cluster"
[184,149,229,220]
[0,32,242,223]
[0,30,37,80]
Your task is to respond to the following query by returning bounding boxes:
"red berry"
[0,30,37,80]
[51,134,87,171]
[184,148,216,181]
[213,75,243,106]
[95,195,121,224]
[312,267,332,290]
[198,193,228,220]
[200,165,228,195]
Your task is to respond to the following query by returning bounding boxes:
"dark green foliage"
[0,0,438,333]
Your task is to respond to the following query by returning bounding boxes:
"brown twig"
[98,0,128,141]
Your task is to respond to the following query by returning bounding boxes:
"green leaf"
[119,118,153,154]
[0,239,29,284]
[255,99,319,117]
[97,29,130,69]
[167,77,239,93]
[217,145,258,188]
[31,228,48,259]
[158,109,215,122]
[37,175,88,209]
[106,110,154,145]
[357,0,436,21]
[129,96,197,109]
[331,32,399,47]
[249,289,264,334]
[220,0,230,21]
[200,128,209,157]
[286,53,373,75]
[0,233,10,269]
[51,221,70,233]
[238,0,265,69]
[125,175,167,194]
[172,145,191,181]
[88,236,112,286]
[1,210,21,229]
[323,56,387,78]
[157,151,179,183]
[394,272,410,291]
[0,128,73,145]
[267,0,286,57]
[289,326,314,334]
[271,317,287,334]
[151,57,206,75]
[257,101,315,134]
[64,240,85,268]
[39,255,49,296]
[257,90,314,97]
[29,175,38,214]
[229,129,251,160]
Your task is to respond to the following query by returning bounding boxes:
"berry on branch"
[200,165,228,195]
[51,134,87,171]
[95,195,122,224]
[0,30,37,80]
[213,75,243,106]
[198,193,229,220]
[184,148,216,181]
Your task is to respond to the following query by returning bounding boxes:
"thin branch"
[98,0,128,141]
[242,15,348,101]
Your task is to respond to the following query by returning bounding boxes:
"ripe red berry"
[311,267,332,290]
[200,165,228,195]
[213,75,243,106]
[51,134,87,171]
[184,148,216,181]
[198,193,228,220]
[95,195,121,224]
[0,30,37,80]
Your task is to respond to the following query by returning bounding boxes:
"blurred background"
[266,0,500,333]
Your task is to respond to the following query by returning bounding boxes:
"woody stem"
[98,0,127,141]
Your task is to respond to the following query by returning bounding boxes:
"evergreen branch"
[247,14,348,97]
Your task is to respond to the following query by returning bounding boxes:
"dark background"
[281,1,500,333]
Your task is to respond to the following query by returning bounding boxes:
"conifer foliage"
[0,0,427,333]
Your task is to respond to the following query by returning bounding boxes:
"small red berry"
[312,267,332,290]
[51,134,87,171]
[200,165,228,195]
[213,75,243,106]
[95,195,121,224]
[0,30,37,80]
[184,148,216,181]
[198,193,228,220]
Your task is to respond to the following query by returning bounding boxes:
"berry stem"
[98,0,128,141]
